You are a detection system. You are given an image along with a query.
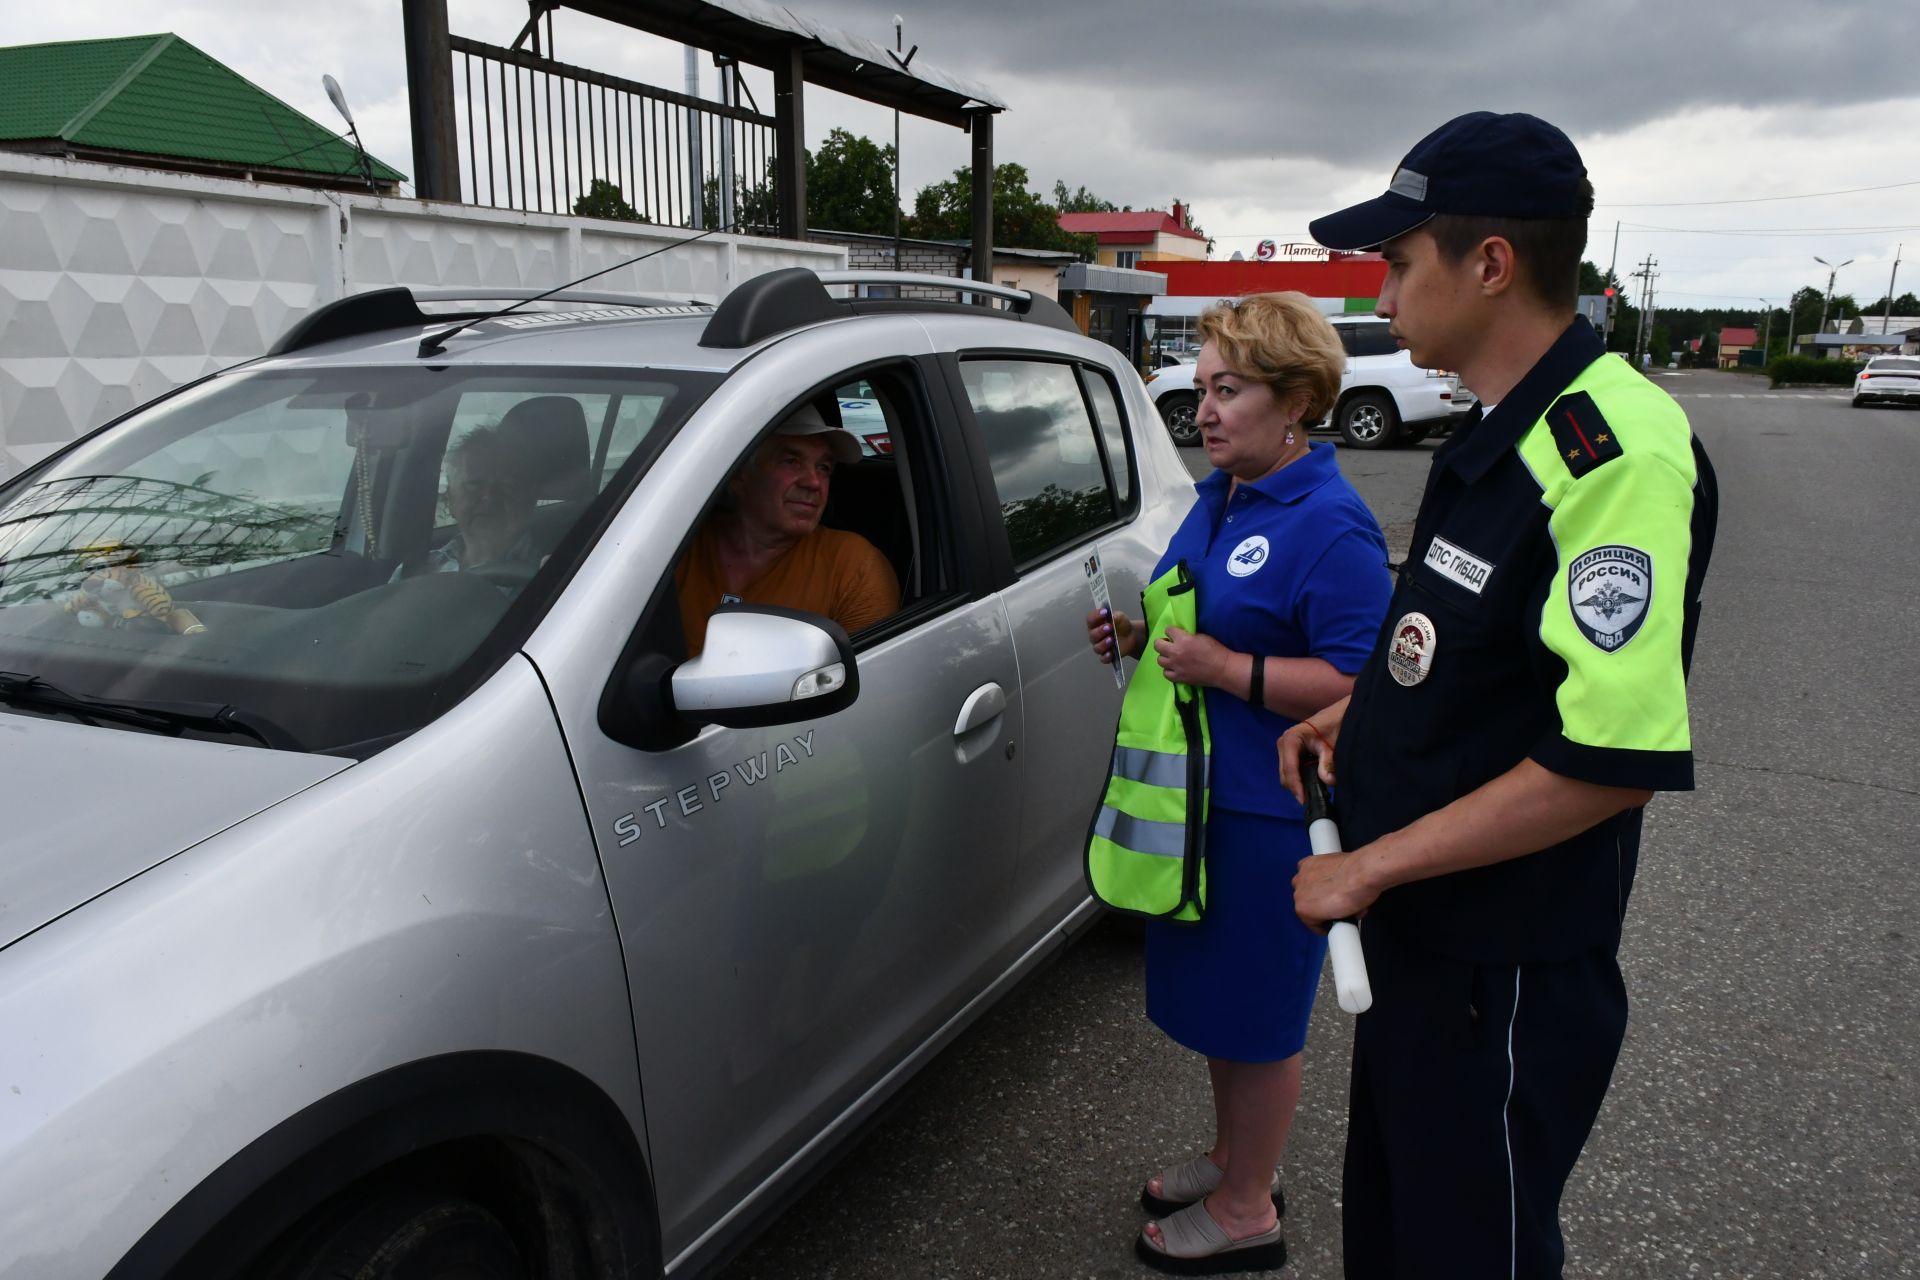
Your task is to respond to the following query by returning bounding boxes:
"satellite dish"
[323,74,355,128]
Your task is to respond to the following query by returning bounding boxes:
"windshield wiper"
[0,672,305,752]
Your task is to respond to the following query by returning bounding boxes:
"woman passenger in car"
[1086,293,1393,1272]
[391,425,542,584]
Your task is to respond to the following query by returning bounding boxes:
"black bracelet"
[1249,654,1265,709]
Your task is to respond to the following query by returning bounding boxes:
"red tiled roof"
[1058,210,1207,242]
[1719,327,1758,346]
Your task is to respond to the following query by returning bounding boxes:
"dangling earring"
[1284,421,1297,446]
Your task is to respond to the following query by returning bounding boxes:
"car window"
[1869,357,1919,373]
[1346,325,1400,358]
[0,365,713,756]
[961,358,1118,569]
[669,363,952,658]
[1079,367,1134,511]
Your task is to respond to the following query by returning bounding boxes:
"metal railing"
[450,36,777,230]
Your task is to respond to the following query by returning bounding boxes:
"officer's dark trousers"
[1342,918,1627,1279]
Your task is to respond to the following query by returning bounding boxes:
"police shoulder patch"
[1568,544,1651,651]
[1547,390,1624,478]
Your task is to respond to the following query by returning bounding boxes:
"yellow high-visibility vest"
[1085,560,1211,921]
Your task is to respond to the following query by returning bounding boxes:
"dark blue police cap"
[1309,112,1589,252]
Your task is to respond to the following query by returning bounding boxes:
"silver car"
[0,271,1191,1278]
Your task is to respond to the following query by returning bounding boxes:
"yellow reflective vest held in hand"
[1086,560,1212,922]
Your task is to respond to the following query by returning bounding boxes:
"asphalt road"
[719,371,1919,1279]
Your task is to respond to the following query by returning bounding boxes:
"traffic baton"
[1299,761,1373,1014]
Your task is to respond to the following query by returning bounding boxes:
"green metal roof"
[0,34,405,184]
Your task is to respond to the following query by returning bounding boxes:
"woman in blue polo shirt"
[1089,293,1392,1272]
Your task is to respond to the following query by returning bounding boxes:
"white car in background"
[1851,355,1920,408]
[836,390,895,456]
[1147,314,1464,449]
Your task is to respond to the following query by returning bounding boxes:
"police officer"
[1279,112,1718,1279]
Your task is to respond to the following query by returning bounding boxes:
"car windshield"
[1869,358,1919,372]
[0,364,714,756]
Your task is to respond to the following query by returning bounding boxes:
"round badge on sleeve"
[1386,611,1437,686]
[1227,535,1270,577]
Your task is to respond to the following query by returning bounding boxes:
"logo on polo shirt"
[1227,535,1270,577]
[1569,545,1651,651]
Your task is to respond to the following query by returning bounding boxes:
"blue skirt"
[1144,807,1328,1062]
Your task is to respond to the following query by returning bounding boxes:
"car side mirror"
[670,605,859,728]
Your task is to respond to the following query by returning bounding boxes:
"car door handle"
[953,682,1006,737]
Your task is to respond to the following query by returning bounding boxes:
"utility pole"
[1815,254,1853,338]
[1604,220,1621,344]
[892,17,903,270]
[685,47,704,229]
[716,55,736,231]
[1631,255,1658,368]
[1646,265,1660,365]
[1757,298,1773,359]
[1884,244,1903,335]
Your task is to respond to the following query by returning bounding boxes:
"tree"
[1578,261,1622,296]
[1053,180,1119,213]
[701,164,778,233]
[806,128,898,234]
[908,162,1097,256]
[1865,291,1920,317]
[1785,286,1825,344]
[573,179,641,223]
[1582,260,1637,351]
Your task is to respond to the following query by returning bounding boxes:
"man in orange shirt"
[676,405,900,653]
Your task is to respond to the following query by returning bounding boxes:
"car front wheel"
[260,1186,528,1280]
[1337,392,1400,449]
[1158,392,1201,447]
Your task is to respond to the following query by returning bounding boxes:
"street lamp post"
[1814,254,1854,342]
[1757,299,1773,360]
[1883,244,1903,335]
[322,75,379,192]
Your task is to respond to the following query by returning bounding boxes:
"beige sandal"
[1140,1153,1284,1218]
[1135,1199,1287,1275]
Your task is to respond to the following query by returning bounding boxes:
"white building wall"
[0,152,845,478]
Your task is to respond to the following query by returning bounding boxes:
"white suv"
[1148,314,1465,449]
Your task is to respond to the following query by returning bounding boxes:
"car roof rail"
[817,271,1030,306]
[699,267,1080,348]
[268,286,715,357]
[268,288,434,355]
[408,287,711,309]
[821,271,1080,335]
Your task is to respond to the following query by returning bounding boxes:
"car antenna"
[417,222,734,358]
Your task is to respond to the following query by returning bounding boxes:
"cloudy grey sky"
[15,1,1917,318]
